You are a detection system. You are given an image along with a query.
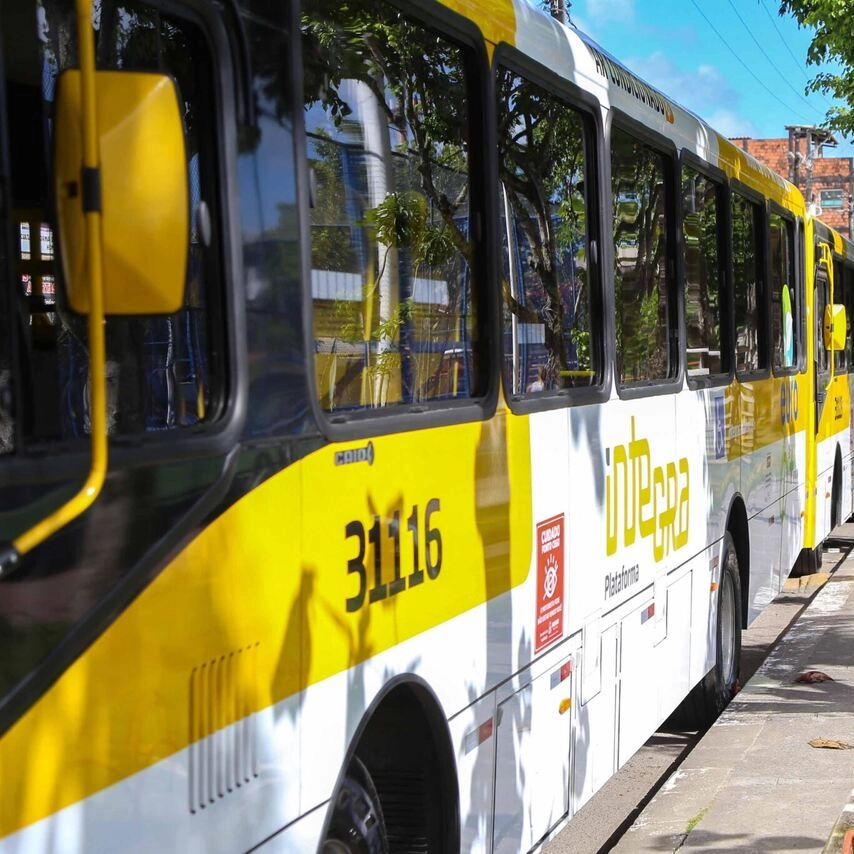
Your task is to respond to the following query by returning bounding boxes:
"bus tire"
[832,457,842,531]
[321,757,388,854]
[672,533,742,730]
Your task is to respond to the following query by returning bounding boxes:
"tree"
[611,131,669,383]
[779,0,854,137]
[497,69,589,388]
[301,0,475,407]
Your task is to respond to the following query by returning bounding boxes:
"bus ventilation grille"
[188,642,260,813]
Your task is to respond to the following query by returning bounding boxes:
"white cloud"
[703,109,760,139]
[572,0,636,41]
[624,52,730,109]
[621,51,756,135]
[580,0,636,23]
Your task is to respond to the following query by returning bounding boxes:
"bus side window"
[611,126,677,386]
[496,67,600,396]
[770,212,797,374]
[1,1,224,448]
[814,247,829,377]
[731,191,767,375]
[682,166,728,379]
[833,260,846,372]
[846,264,854,368]
[301,0,484,412]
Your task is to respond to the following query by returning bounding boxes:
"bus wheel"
[321,757,388,854]
[714,538,741,710]
[671,533,742,729]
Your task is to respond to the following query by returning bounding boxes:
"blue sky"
[566,0,854,157]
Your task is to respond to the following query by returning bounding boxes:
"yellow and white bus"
[803,217,854,573]
[0,0,849,851]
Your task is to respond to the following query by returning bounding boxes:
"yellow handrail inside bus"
[1,0,107,577]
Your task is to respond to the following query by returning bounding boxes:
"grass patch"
[686,807,709,835]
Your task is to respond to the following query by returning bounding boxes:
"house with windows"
[731,125,854,238]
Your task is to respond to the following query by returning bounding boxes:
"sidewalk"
[614,533,854,853]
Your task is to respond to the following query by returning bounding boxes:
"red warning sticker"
[535,514,565,653]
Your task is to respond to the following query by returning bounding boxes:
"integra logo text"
[605,417,689,561]
[335,441,374,466]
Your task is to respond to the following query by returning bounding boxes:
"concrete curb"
[782,571,832,592]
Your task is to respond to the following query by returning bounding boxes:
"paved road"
[544,546,847,854]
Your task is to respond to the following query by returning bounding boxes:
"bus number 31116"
[344,499,442,612]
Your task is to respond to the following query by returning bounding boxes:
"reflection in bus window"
[682,167,726,378]
[239,17,309,438]
[302,0,482,412]
[814,251,830,376]
[833,260,846,372]
[496,68,597,396]
[845,265,854,369]
[732,193,766,374]
[4,1,222,444]
[770,213,796,372]
[611,127,673,384]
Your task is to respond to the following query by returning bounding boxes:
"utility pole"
[805,130,814,209]
[788,127,797,185]
[549,0,570,24]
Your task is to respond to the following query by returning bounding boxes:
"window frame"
[819,188,845,211]
[493,44,608,415]
[795,217,807,375]
[609,112,681,400]
[844,259,854,370]
[813,256,831,380]
[0,0,247,488]
[728,179,770,381]
[832,255,847,372]
[768,202,800,379]
[812,221,836,385]
[299,0,499,441]
[679,150,732,391]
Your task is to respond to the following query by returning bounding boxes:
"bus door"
[814,250,830,434]
[812,240,848,538]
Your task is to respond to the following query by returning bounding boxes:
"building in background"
[731,125,854,238]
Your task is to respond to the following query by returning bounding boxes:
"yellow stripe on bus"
[0,412,533,837]
[438,0,516,47]
[817,373,851,443]
[715,135,803,213]
[723,373,809,461]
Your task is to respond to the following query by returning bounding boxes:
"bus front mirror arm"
[6,0,108,570]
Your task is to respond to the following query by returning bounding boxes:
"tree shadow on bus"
[272,566,316,726]
[469,631,535,853]
[461,415,531,851]
[569,404,605,507]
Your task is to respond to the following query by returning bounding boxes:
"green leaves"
[779,0,854,137]
[370,191,427,251]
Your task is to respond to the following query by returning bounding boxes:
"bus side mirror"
[53,70,189,315]
[824,303,847,351]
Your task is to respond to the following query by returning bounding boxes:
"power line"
[688,0,816,125]
[757,0,836,110]
[726,0,827,116]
